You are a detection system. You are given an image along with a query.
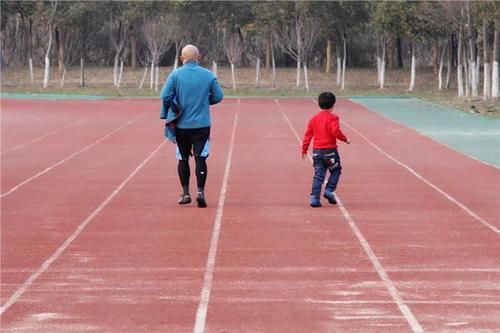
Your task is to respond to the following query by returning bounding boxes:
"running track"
[1,97,499,332]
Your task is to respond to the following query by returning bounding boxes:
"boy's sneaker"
[310,196,322,208]
[323,191,337,205]
[178,194,191,205]
[196,192,207,208]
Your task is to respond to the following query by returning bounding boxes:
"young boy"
[301,92,350,207]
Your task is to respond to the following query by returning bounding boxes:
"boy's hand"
[346,138,351,144]
[301,154,307,160]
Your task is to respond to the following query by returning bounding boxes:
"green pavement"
[350,97,500,167]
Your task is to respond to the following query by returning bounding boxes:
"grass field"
[1,65,498,116]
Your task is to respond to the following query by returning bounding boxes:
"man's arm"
[209,77,224,105]
[160,72,176,119]
[161,72,176,103]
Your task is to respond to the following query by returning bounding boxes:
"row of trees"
[1,1,498,99]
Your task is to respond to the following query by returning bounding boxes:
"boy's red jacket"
[301,110,348,155]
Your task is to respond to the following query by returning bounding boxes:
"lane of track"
[1,104,146,196]
[1,98,498,332]
[201,99,414,332]
[344,99,500,229]
[0,100,239,332]
[1,99,107,152]
[279,98,500,331]
[1,100,157,299]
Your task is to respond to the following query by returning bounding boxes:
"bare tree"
[466,0,479,97]
[224,30,243,90]
[438,40,448,90]
[170,16,184,71]
[376,35,387,89]
[276,4,318,91]
[58,27,79,87]
[483,16,491,100]
[493,18,499,98]
[142,16,174,91]
[252,30,267,88]
[109,17,127,87]
[41,1,58,88]
[137,41,151,89]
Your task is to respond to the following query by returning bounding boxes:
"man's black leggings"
[175,127,210,193]
[178,157,207,189]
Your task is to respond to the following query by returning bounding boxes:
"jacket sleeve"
[301,120,314,155]
[209,77,224,105]
[331,116,348,142]
[160,72,176,119]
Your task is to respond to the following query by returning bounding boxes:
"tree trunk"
[139,66,148,89]
[304,62,309,92]
[60,67,66,87]
[432,39,439,75]
[467,1,478,97]
[80,13,86,87]
[438,40,448,90]
[150,60,154,89]
[80,57,85,87]
[58,29,64,72]
[396,37,403,68]
[483,18,491,100]
[271,44,276,88]
[464,40,470,97]
[130,28,137,69]
[458,33,464,97]
[43,23,53,88]
[255,57,260,87]
[376,37,381,84]
[296,60,301,88]
[118,59,124,87]
[492,21,499,98]
[476,53,481,93]
[380,40,386,89]
[173,44,180,70]
[265,37,271,69]
[28,18,34,82]
[212,61,218,77]
[341,36,346,90]
[446,37,452,89]
[114,54,120,87]
[231,62,236,89]
[155,64,159,91]
[325,39,332,74]
[29,58,34,83]
[336,56,341,86]
[408,43,416,91]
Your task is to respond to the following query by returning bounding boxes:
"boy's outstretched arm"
[331,119,350,144]
[301,121,313,159]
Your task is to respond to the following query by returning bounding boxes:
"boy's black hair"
[318,92,336,109]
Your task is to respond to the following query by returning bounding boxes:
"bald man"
[161,44,224,207]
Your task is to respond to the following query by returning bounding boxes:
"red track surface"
[1,98,499,332]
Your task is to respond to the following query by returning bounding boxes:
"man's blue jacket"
[160,61,224,129]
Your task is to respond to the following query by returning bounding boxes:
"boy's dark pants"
[311,148,342,197]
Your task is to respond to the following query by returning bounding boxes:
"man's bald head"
[181,44,200,63]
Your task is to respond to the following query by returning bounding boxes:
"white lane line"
[336,196,423,333]
[1,115,144,198]
[0,115,95,155]
[0,140,166,315]
[278,99,424,333]
[194,100,239,333]
[308,98,499,234]
[343,121,499,235]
